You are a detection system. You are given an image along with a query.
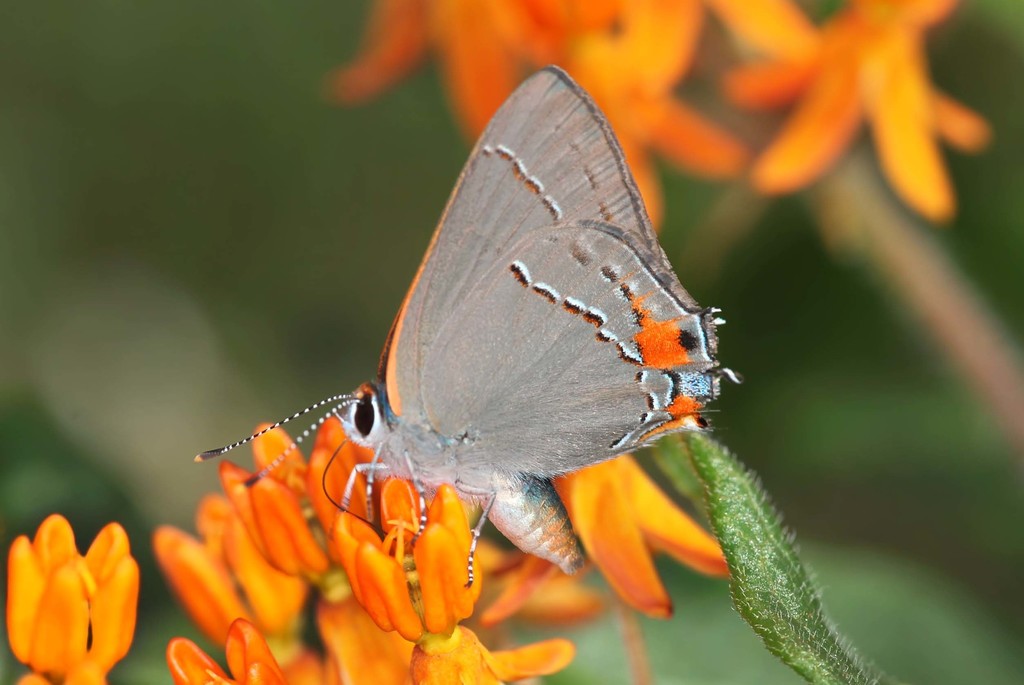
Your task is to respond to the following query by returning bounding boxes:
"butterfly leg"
[465,491,497,588]
[399,450,430,540]
[341,458,390,525]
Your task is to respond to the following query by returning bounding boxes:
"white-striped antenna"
[195,393,354,462]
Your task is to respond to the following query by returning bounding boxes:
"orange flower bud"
[167,619,287,685]
[7,515,138,683]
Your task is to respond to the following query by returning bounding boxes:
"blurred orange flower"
[332,0,769,225]
[7,514,139,685]
[556,455,728,617]
[331,480,575,683]
[167,618,288,685]
[726,0,991,221]
[154,496,315,680]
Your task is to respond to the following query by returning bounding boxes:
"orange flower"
[216,418,374,587]
[7,514,139,685]
[331,0,759,225]
[331,481,575,683]
[167,618,287,685]
[726,0,991,222]
[556,455,729,618]
[154,496,312,675]
[161,416,411,683]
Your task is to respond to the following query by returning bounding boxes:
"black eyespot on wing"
[678,328,699,352]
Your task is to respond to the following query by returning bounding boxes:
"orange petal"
[224,619,288,685]
[250,478,330,577]
[557,462,672,618]
[318,597,412,685]
[329,513,382,602]
[153,525,252,645]
[933,91,991,153]
[354,543,424,641]
[83,523,131,584]
[424,485,481,609]
[723,59,818,110]
[196,495,234,563]
[584,0,705,93]
[7,535,46,663]
[635,0,706,90]
[752,55,862,194]
[646,98,750,179]
[28,564,89,677]
[328,0,429,104]
[866,35,954,221]
[86,555,139,671]
[483,636,576,681]
[167,637,230,685]
[617,456,729,577]
[426,484,471,553]
[251,424,305,493]
[515,572,607,625]
[706,0,819,60]
[223,511,308,637]
[380,478,420,537]
[413,525,475,635]
[499,0,624,39]
[33,514,78,572]
[220,462,266,558]
[429,0,523,137]
[479,555,558,627]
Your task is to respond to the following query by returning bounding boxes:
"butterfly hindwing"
[419,221,716,480]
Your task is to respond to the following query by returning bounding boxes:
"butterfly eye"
[354,393,376,438]
[340,383,385,448]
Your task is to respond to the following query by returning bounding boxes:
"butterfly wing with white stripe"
[378,66,720,473]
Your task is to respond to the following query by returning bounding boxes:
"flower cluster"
[332,0,988,223]
[147,416,726,682]
[5,412,728,683]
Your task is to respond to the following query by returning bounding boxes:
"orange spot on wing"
[629,292,691,369]
[643,394,702,441]
[635,319,690,368]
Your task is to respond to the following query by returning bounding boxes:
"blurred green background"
[1,1,1022,683]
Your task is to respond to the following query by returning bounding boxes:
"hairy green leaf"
[682,433,902,685]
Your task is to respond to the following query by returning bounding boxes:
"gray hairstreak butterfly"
[198,66,736,577]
